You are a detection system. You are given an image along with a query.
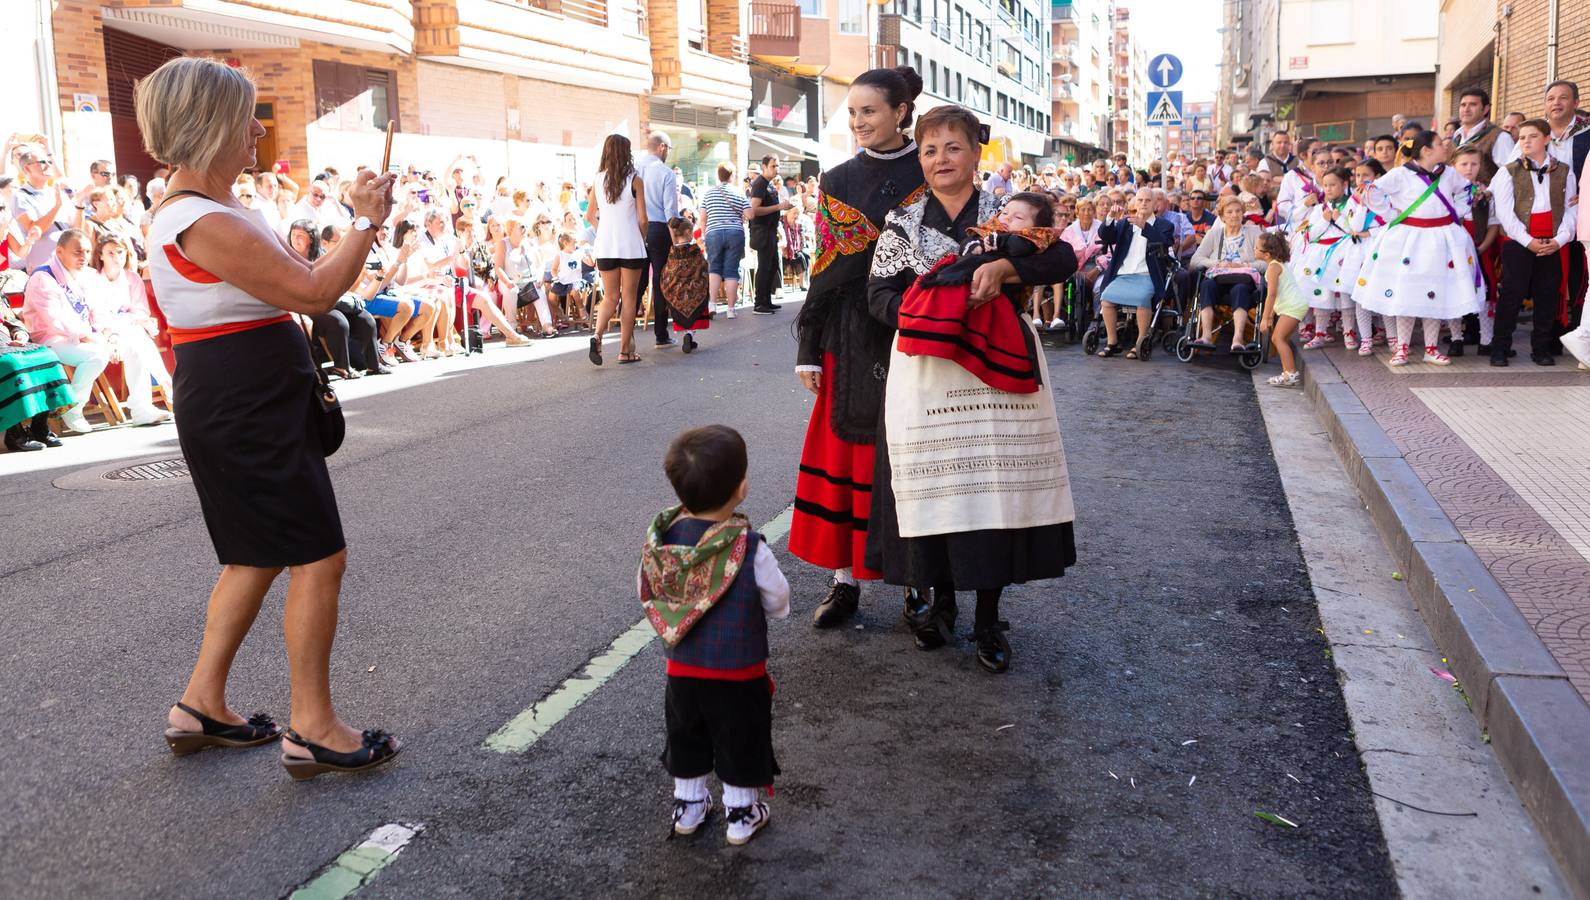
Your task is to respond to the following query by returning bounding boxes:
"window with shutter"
[312,61,399,131]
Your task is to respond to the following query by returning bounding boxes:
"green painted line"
[288,823,422,900]
[484,503,796,754]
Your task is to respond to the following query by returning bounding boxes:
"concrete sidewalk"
[1295,330,1590,897]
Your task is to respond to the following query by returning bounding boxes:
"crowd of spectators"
[2,131,821,449]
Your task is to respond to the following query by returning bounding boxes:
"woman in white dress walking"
[585,133,648,365]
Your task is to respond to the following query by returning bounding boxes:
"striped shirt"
[700,184,749,235]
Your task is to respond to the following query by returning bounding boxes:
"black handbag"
[296,317,345,456]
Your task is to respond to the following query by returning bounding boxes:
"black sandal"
[588,336,603,366]
[1096,343,1121,358]
[279,728,401,781]
[164,702,281,756]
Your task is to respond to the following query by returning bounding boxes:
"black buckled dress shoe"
[1532,352,1556,366]
[5,427,45,452]
[1490,352,1509,367]
[912,595,957,650]
[1447,340,1464,358]
[973,622,1012,673]
[903,587,933,629]
[812,581,860,628]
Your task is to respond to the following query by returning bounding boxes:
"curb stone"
[1297,350,1590,899]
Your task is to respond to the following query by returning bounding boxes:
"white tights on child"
[1395,316,1442,349]
[675,775,710,801]
[722,784,759,809]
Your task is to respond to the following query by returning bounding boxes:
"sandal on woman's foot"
[588,336,603,366]
[280,728,401,781]
[1096,343,1121,358]
[1125,343,1142,360]
[618,352,642,364]
[165,702,281,756]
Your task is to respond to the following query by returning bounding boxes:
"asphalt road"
[0,299,1396,898]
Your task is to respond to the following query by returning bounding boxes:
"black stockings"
[932,578,1004,628]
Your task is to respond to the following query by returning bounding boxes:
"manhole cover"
[102,458,190,482]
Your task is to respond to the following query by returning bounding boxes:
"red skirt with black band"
[788,352,881,579]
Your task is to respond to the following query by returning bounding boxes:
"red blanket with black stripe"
[896,254,1040,394]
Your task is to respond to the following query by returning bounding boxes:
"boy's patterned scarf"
[639,506,750,647]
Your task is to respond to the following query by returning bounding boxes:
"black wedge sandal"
[164,702,281,756]
[280,728,401,781]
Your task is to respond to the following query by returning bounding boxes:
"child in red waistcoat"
[639,425,790,845]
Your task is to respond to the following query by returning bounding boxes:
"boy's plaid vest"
[661,518,768,672]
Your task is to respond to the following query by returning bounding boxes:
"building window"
[799,0,823,15]
[312,60,397,131]
[956,72,964,102]
[930,61,939,95]
[998,92,1008,119]
[838,0,865,33]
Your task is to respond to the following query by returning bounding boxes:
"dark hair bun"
[894,66,924,101]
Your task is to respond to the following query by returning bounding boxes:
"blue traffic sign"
[1148,53,1183,89]
[1146,90,1183,126]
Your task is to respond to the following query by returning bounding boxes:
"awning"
[751,130,846,168]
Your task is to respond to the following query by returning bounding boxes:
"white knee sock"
[833,567,856,586]
[674,775,709,801]
[722,784,758,808]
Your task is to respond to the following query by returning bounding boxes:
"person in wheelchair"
[1188,194,1266,350]
[1094,196,1174,359]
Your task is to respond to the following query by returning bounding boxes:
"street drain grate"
[102,458,190,482]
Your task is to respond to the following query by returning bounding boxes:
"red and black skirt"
[788,353,881,579]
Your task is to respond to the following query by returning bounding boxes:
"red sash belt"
[1402,216,1454,228]
[168,313,291,345]
[1527,212,1572,323]
[1316,236,1342,246]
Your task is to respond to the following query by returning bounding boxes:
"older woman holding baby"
[864,104,1078,674]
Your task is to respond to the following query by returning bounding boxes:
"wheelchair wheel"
[1175,335,1196,362]
[1162,331,1179,354]
[1082,327,1099,355]
[1240,348,1264,370]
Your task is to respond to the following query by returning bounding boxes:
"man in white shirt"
[985,162,1014,196]
[1452,88,1515,182]
[1489,118,1578,366]
[636,130,681,346]
[290,180,343,232]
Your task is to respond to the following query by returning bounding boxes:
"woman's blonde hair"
[1215,194,1245,217]
[135,57,256,174]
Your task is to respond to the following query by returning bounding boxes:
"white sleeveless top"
[592,170,646,260]
[149,196,283,329]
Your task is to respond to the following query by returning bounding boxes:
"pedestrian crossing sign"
[1146,90,1183,126]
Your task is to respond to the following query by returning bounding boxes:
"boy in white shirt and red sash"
[1488,119,1578,366]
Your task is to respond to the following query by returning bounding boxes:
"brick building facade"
[1494,0,1590,118]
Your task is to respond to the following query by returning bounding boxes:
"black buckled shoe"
[1447,340,1464,358]
[973,621,1012,673]
[280,728,401,780]
[5,426,45,452]
[812,581,860,628]
[902,587,933,630]
[912,594,957,651]
[164,702,282,755]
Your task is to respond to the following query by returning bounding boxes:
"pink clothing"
[85,270,158,337]
[1061,220,1103,266]
[21,264,97,345]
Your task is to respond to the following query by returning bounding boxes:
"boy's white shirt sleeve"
[753,542,791,620]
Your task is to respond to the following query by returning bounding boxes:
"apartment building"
[746,0,875,174]
[37,0,751,187]
[1049,0,1111,163]
[1234,0,1437,149]
[1108,5,1152,165]
[1164,100,1214,157]
[877,0,1054,166]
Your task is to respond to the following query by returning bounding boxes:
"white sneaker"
[671,796,712,836]
[725,307,736,319]
[60,408,95,434]
[725,801,769,845]
[1049,317,1065,330]
[128,407,172,427]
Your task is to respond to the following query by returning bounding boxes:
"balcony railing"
[872,43,899,69]
[524,0,608,28]
[748,0,800,57]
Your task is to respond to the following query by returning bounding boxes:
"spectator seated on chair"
[20,229,112,433]
[83,233,171,423]
[1,301,75,451]
[1188,195,1266,348]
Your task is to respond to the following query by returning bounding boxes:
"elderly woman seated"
[1188,194,1266,351]
[2,302,75,451]
[1094,196,1175,359]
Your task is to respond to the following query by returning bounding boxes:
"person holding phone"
[137,56,401,778]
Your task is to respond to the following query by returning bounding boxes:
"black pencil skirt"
[173,320,346,568]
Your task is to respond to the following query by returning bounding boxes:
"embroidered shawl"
[638,507,750,647]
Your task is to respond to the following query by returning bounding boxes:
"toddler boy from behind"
[638,425,790,845]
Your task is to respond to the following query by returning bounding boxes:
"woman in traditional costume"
[865,105,1078,673]
[788,66,928,629]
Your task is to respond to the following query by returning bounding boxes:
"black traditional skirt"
[173,320,345,568]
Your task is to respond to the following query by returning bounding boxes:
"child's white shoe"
[671,796,712,836]
[725,801,770,845]
[1049,317,1065,330]
[1266,371,1301,387]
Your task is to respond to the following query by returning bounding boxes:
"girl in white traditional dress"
[1352,131,1482,366]
[1335,158,1391,355]
[1293,166,1355,349]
